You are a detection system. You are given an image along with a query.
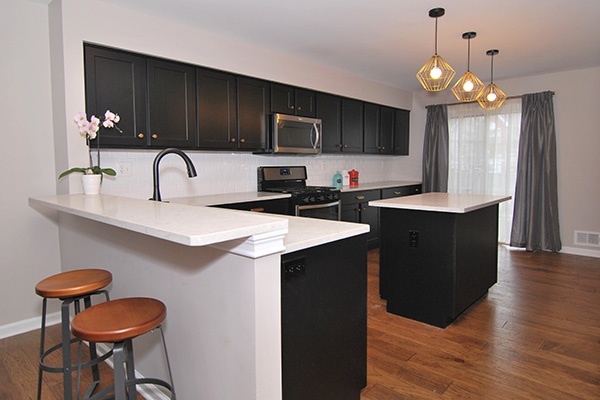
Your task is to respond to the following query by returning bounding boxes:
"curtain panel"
[510,91,562,252]
[422,104,449,193]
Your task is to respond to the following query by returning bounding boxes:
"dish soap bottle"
[333,171,343,188]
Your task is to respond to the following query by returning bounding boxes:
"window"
[448,99,521,243]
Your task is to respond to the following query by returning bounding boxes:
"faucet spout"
[150,148,197,202]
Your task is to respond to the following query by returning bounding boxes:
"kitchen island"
[29,194,369,400]
[370,193,511,328]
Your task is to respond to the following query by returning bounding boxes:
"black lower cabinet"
[379,205,499,328]
[281,235,367,400]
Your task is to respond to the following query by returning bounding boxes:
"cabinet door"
[316,93,342,153]
[238,77,270,150]
[197,68,237,149]
[379,106,395,155]
[341,98,364,152]
[363,103,380,154]
[295,88,316,117]
[84,45,147,148]
[361,202,380,249]
[394,109,410,155]
[146,58,196,148]
[271,83,295,114]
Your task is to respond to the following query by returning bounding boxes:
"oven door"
[295,201,341,221]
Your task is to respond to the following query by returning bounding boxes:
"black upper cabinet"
[146,59,196,148]
[394,109,410,155]
[197,68,237,149]
[237,77,270,150]
[364,104,395,155]
[316,93,342,153]
[341,98,364,153]
[271,83,316,118]
[85,45,196,149]
[84,45,147,148]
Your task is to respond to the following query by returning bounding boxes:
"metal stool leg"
[61,299,74,400]
[36,298,48,400]
[112,341,127,400]
[158,326,177,399]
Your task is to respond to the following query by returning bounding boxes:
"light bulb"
[430,66,442,79]
[487,92,497,102]
[463,80,474,92]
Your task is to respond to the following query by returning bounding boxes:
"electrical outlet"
[117,162,132,177]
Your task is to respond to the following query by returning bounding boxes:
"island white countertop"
[370,192,511,213]
[170,191,290,206]
[30,194,369,253]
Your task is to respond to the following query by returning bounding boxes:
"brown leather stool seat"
[71,297,176,400]
[36,269,113,400]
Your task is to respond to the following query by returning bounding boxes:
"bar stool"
[36,269,113,400]
[71,297,176,400]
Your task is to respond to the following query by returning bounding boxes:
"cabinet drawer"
[341,190,381,205]
[381,185,421,199]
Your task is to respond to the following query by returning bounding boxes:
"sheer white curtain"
[447,99,521,243]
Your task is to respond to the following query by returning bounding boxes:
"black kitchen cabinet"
[364,104,395,155]
[196,68,237,149]
[213,198,291,215]
[146,58,196,148]
[316,93,342,153]
[85,45,196,148]
[381,184,421,199]
[237,77,270,150]
[84,45,148,148]
[340,190,381,249]
[340,98,364,153]
[271,83,316,118]
[394,109,410,155]
[281,235,367,400]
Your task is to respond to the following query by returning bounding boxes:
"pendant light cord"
[434,17,438,55]
[467,37,471,71]
[490,53,494,83]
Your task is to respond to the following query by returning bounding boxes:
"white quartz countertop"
[369,192,511,213]
[30,194,369,253]
[340,181,421,192]
[169,191,290,206]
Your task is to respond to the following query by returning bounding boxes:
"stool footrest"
[83,378,175,400]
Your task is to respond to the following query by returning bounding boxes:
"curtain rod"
[441,91,555,107]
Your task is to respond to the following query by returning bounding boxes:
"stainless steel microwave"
[271,113,322,154]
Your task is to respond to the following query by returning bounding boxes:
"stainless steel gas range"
[258,166,341,220]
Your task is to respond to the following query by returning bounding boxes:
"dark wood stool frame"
[37,290,113,400]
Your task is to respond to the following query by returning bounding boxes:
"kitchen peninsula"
[370,193,511,328]
[29,194,369,400]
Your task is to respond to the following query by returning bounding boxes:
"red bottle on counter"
[349,169,359,187]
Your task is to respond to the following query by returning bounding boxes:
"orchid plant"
[59,110,122,179]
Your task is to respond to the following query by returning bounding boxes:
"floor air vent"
[574,231,600,247]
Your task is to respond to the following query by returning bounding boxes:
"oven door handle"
[295,200,341,220]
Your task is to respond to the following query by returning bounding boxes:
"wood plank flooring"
[0,246,598,399]
[362,246,600,400]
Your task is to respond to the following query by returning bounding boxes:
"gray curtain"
[510,91,561,252]
[422,104,449,193]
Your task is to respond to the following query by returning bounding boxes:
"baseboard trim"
[0,312,60,340]
[561,246,600,259]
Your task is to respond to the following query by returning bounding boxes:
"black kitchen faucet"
[150,148,197,202]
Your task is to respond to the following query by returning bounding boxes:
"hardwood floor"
[0,247,598,399]
[362,246,600,400]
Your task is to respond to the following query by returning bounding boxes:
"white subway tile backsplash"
[99,150,419,200]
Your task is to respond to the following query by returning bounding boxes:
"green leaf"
[58,167,88,180]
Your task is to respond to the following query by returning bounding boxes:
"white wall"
[0,0,62,334]
[412,67,600,256]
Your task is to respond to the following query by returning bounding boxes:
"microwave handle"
[312,123,320,149]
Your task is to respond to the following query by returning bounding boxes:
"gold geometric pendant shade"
[477,49,507,110]
[417,54,456,92]
[478,83,507,110]
[416,8,455,92]
[452,32,485,102]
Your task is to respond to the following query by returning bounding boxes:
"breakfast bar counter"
[370,193,510,328]
[29,194,369,400]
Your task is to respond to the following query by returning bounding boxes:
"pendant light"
[451,32,485,102]
[416,8,455,92]
[478,49,507,110]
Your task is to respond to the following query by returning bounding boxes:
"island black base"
[281,235,367,400]
[379,205,499,328]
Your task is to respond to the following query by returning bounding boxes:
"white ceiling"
[101,0,600,92]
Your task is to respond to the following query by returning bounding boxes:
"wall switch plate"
[117,162,132,177]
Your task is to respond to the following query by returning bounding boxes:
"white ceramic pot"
[81,174,102,195]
